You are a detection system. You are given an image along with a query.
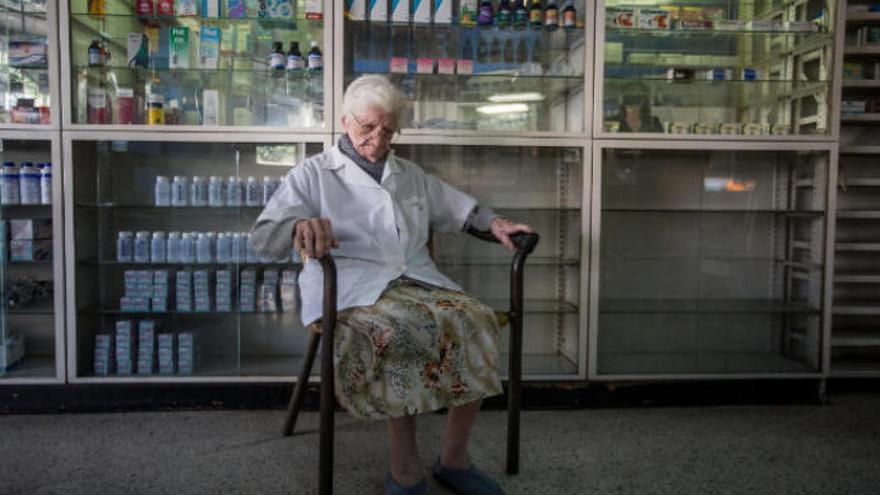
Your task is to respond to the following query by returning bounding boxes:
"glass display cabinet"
[1,0,59,126]
[0,133,64,383]
[591,143,832,377]
[61,0,330,129]
[830,0,880,377]
[596,0,836,138]
[393,138,587,378]
[65,134,327,381]
[337,1,591,134]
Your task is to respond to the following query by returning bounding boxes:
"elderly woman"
[250,75,533,495]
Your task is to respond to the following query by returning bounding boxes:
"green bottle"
[529,0,544,26]
[513,0,528,28]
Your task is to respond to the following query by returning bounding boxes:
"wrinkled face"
[341,105,398,163]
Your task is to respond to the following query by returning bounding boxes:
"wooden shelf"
[841,114,880,123]
[836,242,880,252]
[842,79,880,88]
[846,12,880,24]
[844,45,880,55]
[837,210,880,219]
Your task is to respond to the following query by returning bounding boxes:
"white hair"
[342,75,407,124]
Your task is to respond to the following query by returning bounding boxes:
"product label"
[412,0,429,22]
[137,0,154,16]
[389,56,409,73]
[308,53,322,70]
[201,0,220,17]
[157,0,174,16]
[88,0,106,15]
[227,0,246,18]
[176,0,197,16]
[370,0,388,21]
[347,0,366,20]
[433,0,451,23]
[478,3,494,24]
[287,54,304,70]
[127,33,149,68]
[391,0,409,22]
[416,57,434,73]
[529,8,542,24]
[544,9,559,27]
[169,27,190,69]
[562,9,576,27]
[305,0,323,19]
[437,57,455,74]
[199,26,221,69]
[459,0,477,25]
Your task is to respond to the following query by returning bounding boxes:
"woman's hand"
[293,218,339,260]
[490,217,535,251]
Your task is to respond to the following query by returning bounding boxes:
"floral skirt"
[333,278,504,420]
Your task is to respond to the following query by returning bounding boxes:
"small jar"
[116,231,134,262]
[216,232,232,263]
[196,232,214,263]
[226,176,243,206]
[208,176,225,207]
[134,231,151,263]
[190,176,207,207]
[154,175,171,206]
[245,176,261,207]
[147,94,164,125]
[171,175,188,206]
[166,231,181,263]
[180,232,195,263]
[151,231,167,263]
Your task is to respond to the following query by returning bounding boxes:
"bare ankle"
[390,461,423,486]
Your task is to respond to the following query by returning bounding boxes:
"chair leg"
[507,314,522,475]
[282,331,321,437]
[319,316,336,494]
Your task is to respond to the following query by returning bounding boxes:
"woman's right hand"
[293,218,339,260]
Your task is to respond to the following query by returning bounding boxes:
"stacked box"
[176,270,193,312]
[0,221,6,261]
[177,331,199,374]
[194,270,211,312]
[9,219,53,261]
[137,320,156,375]
[259,269,279,312]
[280,269,298,313]
[94,334,114,376]
[216,270,233,312]
[122,270,152,312]
[10,218,52,240]
[158,333,176,375]
[0,332,24,372]
[240,269,256,312]
[115,320,136,376]
[9,239,52,261]
[152,270,169,312]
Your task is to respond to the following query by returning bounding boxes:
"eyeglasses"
[348,112,398,139]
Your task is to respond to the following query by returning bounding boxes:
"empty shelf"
[833,303,880,315]
[837,211,880,219]
[835,273,880,284]
[839,178,880,187]
[599,299,820,314]
[597,351,817,375]
[836,242,880,252]
[841,114,880,122]
[832,330,880,347]
[840,146,880,154]
[830,356,880,377]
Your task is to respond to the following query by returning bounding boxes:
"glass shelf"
[601,0,836,136]
[599,298,821,314]
[344,3,587,133]
[0,3,53,125]
[68,0,326,127]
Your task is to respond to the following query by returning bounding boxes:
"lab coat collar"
[328,145,401,190]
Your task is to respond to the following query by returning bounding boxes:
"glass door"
[69,136,324,380]
[594,145,829,376]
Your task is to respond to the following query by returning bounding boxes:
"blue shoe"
[432,458,505,495]
[385,472,427,495]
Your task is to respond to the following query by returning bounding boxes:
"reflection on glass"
[72,140,324,378]
[1,2,51,123]
[597,149,829,375]
[0,139,56,380]
[68,0,325,126]
[602,0,835,135]
[345,1,587,133]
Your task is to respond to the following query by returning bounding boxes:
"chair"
[282,228,540,495]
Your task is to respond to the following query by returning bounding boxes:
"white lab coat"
[250,146,479,326]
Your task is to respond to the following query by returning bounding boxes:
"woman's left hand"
[490,217,535,251]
